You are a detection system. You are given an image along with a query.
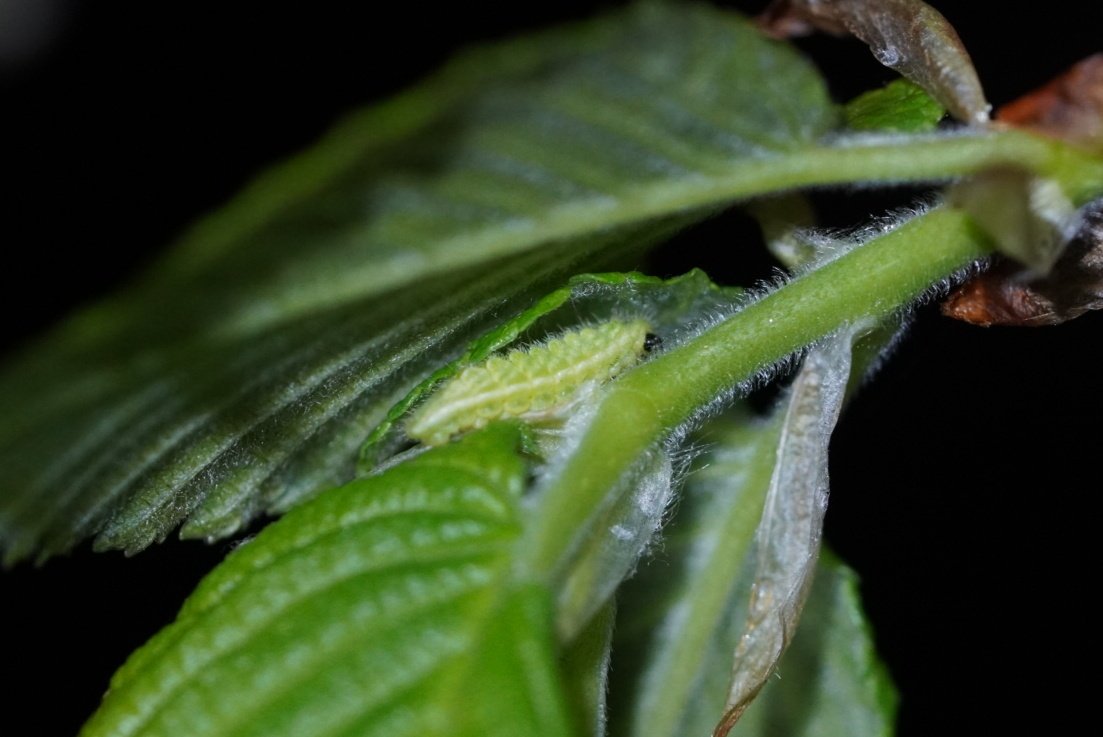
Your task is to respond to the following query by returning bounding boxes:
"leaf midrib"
[206,129,1063,340]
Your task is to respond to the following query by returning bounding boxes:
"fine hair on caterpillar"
[406,318,654,446]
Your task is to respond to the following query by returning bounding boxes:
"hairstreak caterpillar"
[407,319,653,446]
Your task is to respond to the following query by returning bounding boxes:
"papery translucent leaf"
[713,330,859,735]
[607,331,889,737]
[730,553,897,737]
[760,0,989,123]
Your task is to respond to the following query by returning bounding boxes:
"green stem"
[516,205,992,581]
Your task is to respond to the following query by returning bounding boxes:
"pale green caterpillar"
[407,319,655,446]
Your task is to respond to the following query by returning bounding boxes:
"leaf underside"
[0,2,836,562]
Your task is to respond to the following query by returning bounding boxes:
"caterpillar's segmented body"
[407,319,652,446]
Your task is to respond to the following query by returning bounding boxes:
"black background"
[1,2,1099,734]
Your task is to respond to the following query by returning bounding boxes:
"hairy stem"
[517,205,992,581]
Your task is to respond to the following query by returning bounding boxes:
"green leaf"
[80,424,574,737]
[845,79,945,132]
[440,582,575,737]
[1,241,646,562]
[0,1,837,562]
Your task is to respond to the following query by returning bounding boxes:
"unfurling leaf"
[609,407,782,737]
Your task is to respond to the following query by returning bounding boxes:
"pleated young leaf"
[80,423,575,737]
